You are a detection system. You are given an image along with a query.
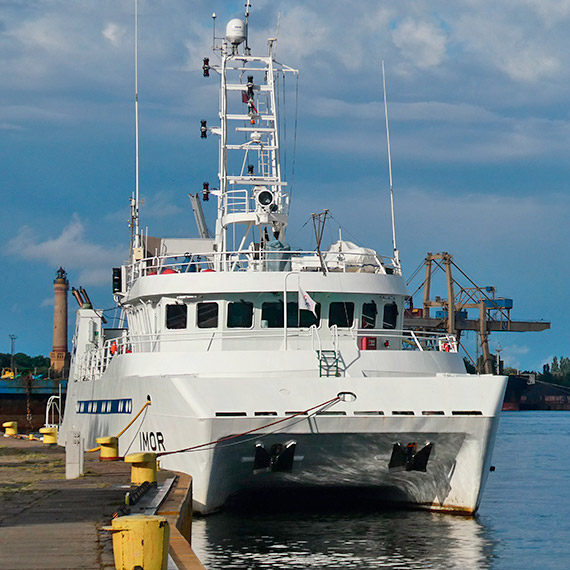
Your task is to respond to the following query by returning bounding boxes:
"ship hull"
[60,364,505,515]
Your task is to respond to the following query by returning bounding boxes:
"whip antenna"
[131,0,141,256]
[382,60,399,266]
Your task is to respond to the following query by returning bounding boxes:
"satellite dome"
[226,19,246,46]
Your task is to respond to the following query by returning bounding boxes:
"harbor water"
[192,411,570,569]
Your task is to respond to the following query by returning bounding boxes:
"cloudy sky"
[1,0,568,372]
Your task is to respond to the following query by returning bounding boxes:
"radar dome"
[226,19,246,46]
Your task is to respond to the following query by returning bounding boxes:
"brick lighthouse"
[49,267,70,376]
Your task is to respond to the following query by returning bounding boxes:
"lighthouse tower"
[49,267,70,376]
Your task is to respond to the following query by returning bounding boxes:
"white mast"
[382,60,399,266]
[206,9,297,271]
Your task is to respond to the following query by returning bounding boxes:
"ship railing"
[355,329,458,352]
[74,328,458,381]
[222,188,291,215]
[126,248,400,287]
[224,189,250,214]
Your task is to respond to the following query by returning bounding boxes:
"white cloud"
[102,22,127,47]
[142,191,184,220]
[519,0,570,26]
[3,215,126,286]
[495,343,530,371]
[0,122,24,131]
[453,7,562,83]
[392,19,447,69]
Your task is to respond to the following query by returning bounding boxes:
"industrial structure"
[404,252,550,374]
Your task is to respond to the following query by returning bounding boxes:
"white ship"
[60,8,507,515]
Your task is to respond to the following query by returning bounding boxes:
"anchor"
[388,442,433,472]
[253,441,297,474]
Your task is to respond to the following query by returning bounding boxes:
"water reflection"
[192,503,495,569]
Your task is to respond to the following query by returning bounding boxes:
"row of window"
[165,300,399,331]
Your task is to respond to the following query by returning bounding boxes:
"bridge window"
[383,302,399,329]
[261,301,284,328]
[261,301,321,328]
[166,304,187,330]
[197,302,218,329]
[227,301,254,328]
[329,302,354,328]
[362,301,377,329]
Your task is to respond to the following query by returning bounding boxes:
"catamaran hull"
[60,369,505,515]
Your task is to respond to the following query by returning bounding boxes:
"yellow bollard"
[39,426,58,446]
[2,421,17,436]
[95,436,120,461]
[124,452,158,485]
[105,514,169,570]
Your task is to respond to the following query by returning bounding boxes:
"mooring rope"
[157,394,342,458]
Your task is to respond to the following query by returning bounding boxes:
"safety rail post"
[310,324,321,354]
[330,324,339,354]
[410,331,423,351]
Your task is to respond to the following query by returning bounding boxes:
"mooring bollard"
[2,421,17,436]
[39,426,58,446]
[104,514,169,570]
[124,452,158,485]
[95,436,120,461]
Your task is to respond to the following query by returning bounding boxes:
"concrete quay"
[0,435,205,570]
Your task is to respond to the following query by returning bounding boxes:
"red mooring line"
[157,395,341,458]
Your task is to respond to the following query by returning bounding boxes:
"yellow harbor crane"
[404,252,550,374]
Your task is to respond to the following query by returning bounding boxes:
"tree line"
[540,357,570,387]
[0,352,51,375]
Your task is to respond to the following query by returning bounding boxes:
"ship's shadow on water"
[221,486,415,514]
[192,492,496,570]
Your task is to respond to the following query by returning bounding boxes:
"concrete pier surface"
[0,435,204,570]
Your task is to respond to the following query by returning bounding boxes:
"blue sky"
[1,0,568,372]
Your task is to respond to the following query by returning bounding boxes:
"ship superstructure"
[60,9,506,514]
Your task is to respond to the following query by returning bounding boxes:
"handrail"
[74,327,458,382]
[125,247,401,287]
[44,395,61,428]
[330,324,339,354]
[310,324,321,354]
